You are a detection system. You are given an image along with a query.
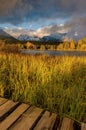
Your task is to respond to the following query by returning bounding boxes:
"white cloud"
[35,24,69,37]
[4,27,8,29]
[3,24,70,38]
[59,24,64,27]
[74,32,78,36]
[18,27,23,30]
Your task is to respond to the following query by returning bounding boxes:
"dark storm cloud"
[65,16,86,33]
[0,0,86,24]
[0,0,33,24]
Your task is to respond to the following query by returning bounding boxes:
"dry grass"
[0,53,86,122]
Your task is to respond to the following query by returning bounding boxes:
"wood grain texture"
[34,111,57,130]
[10,106,43,130]
[60,118,74,130]
[0,97,85,130]
[0,97,8,106]
[0,100,18,120]
[0,103,29,130]
[81,123,86,130]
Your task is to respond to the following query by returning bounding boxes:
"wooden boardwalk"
[0,97,86,130]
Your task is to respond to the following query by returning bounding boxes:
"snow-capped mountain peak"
[17,34,39,41]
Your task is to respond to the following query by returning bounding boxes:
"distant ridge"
[0,28,18,43]
[17,33,66,42]
[18,34,39,41]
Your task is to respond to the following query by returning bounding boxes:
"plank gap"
[0,101,19,121]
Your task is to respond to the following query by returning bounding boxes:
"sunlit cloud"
[59,24,64,27]
[18,27,23,30]
[4,24,70,38]
[74,32,78,36]
[0,0,85,39]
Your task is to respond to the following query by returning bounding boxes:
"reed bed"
[0,53,86,122]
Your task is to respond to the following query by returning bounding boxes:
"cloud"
[1,0,86,39]
[74,32,78,36]
[4,19,86,39]
[36,24,69,37]
[18,27,23,30]
[0,0,86,25]
[4,27,36,37]
[0,0,33,24]
[4,24,70,38]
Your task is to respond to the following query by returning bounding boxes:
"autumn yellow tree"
[69,40,76,49]
[77,37,86,50]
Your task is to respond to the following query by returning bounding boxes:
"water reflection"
[21,50,86,56]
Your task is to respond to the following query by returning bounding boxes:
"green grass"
[0,53,86,122]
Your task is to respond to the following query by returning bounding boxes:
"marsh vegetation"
[0,53,86,122]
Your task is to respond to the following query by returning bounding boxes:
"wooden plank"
[0,100,18,121]
[0,97,8,106]
[34,111,57,130]
[0,103,29,130]
[81,123,86,130]
[60,118,74,130]
[9,106,43,130]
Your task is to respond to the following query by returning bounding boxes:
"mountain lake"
[21,50,86,56]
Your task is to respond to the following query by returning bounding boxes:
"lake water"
[21,50,86,56]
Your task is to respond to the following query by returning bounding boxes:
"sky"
[0,0,86,38]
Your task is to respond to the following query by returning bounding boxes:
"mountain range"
[0,29,66,42]
[17,31,80,42]
[17,33,68,42]
[0,28,81,42]
[0,29,18,43]
[18,34,39,41]
[0,29,15,39]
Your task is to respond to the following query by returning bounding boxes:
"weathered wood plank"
[0,97,86,130]
[34,111,57,130]
[0,97,8,106]
[60,117,74,130]
[9,106,43,130]
[81,123,86,130]
[0,103,29,130]
[0,100,18,121]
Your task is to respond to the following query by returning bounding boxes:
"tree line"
[0,37,86,53]
[24,37,86,50]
